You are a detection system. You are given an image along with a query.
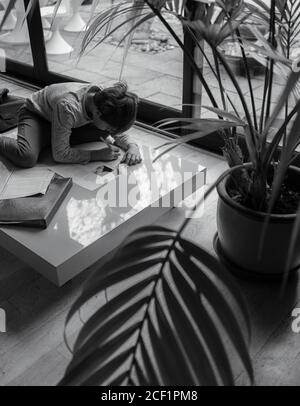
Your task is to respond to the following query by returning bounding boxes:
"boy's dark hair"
[93,82,138,134]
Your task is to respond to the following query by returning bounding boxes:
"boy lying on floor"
[0,81,141,168]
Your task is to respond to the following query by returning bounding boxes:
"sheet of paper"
[42,161,122,192]
[0,159,54,200]
[39,144,126,191]
[39,163,103,191]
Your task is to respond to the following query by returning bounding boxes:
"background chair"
[41,0,73,55]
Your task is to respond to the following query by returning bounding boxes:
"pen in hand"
[100,136,112,150]
[100,136,121,160]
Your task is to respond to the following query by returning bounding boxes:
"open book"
[0,158,54,200]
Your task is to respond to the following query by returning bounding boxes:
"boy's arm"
[52,101,91,164]
[111,133,138,151]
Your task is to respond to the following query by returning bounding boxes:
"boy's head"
[93,82,138,134]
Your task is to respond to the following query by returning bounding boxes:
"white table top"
[0,142,206,284]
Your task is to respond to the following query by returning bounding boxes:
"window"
[42,1,183,111]
[0,1,194,137]
[0,0,33,72]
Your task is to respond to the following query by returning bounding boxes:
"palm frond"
[258,105,300,262]
[261,70,300,150]
[151,117,246,162]
[0,0,61,31]
[283,199,300,288]
[119,1,150,78]
[59,222,253,386]
[277,0,300,53]
[268,107,300,213]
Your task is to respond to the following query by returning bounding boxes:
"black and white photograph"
[0,0,299,389]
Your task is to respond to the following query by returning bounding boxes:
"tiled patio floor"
[43,5,184,109]
[0,2,289,120]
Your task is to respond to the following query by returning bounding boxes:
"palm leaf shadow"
[59,225,253,386]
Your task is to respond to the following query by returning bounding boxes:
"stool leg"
[46,28,73,55]
[64,0,87,32]
[45,0,73,55]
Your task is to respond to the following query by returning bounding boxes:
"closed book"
[0,174,72,229]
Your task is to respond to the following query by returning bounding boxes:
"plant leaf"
[174,243,253,382]
[170,260,234,385]
[60,224,252,386]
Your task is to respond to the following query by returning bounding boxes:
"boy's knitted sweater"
[26,82,132,164]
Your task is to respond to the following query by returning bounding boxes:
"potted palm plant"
[87,0,300,277]
[148,0,300,279]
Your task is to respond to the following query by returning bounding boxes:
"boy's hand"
[121,144,142,166]
[92,147,121,161]
[109,145,121,153]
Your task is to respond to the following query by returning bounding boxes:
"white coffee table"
[0,142,206,286]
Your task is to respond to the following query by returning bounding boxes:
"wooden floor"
[0,76,299,386]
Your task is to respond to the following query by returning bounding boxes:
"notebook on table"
[0,173,72,229]
[0,164,55,200]
[0,155,73,228]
